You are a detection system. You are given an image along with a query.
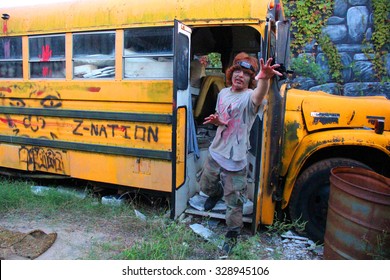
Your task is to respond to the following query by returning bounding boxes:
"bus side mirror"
[275,20,291,70]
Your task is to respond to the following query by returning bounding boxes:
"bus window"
[205,52,223,75]
[73,32,115,79]
[0,37,23,79]
[123,27,173,79]
[29,35,66,79]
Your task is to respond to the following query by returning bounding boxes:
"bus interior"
[184,25,263,222]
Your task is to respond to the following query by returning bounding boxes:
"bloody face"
[231,69,251,92]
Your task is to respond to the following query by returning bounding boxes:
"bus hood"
[295,90,390,132]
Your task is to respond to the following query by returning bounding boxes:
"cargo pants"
[198,153,248,233]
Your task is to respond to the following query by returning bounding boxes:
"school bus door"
[171,20,191,219]
[253,19,290,232]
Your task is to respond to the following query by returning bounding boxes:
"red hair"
[226,52,259,89]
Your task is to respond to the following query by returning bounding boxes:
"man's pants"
[198,153,247,233]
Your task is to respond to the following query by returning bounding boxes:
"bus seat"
[193,75,225,122]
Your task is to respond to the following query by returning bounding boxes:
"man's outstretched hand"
[255,58,283,80]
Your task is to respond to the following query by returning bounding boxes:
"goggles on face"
[236,61,255,72]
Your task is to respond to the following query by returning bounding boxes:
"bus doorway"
[182,25,264,232]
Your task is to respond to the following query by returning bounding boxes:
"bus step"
[185,207,253,223]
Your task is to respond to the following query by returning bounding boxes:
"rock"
[322,25,348,43]
[353,61,377,82]
[327,16,345,25]
[354,53,374,61]
[347,6,369,43]
[310,83,342,95]
[349,0,368,5]
[334,0,348,17]
[344,82,390,98]
[291,77,317,90]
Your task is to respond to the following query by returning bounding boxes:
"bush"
[291,54,327,84]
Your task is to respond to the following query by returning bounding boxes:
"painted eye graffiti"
[40,95,62,108]
[9,98,26,107]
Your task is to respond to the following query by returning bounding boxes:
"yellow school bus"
[1,0,389,242]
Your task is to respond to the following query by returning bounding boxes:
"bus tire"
[288,158,370,242]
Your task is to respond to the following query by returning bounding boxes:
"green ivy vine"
[318,35,344,83]
[363,0,390,82]
[284,0,333,53]
[285,0,344,83]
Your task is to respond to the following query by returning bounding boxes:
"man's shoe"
[204,182,223,211]
[222,231,239,254]
[204,195,222,211]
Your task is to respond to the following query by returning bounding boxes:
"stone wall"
[293,0,389,98]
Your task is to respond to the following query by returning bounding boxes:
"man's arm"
[251,58,282,107]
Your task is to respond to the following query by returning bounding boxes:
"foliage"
[318,35,344,83]
[0,177,134,219]
[290,54,327,83]
[286,0,389,84]
[117,221,195,260]
[266,213,307,235]
[285,1,344,83]
[207,52,222,68]
[363,0,390,82]
[229,235,261,259]
[284,0,333,54]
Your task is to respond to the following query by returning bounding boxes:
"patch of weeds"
[229,235,259,259]
[0,176,138,222]
[266,213,307,236]
[115,220,197,260]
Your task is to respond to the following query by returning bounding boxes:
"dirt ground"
[0,200,149,260]
[1,217,97,259]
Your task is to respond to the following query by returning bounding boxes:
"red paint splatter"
[42,67,52,77]
[87,87,101,92]
[38,45,53,77]
[0,87,12,93]
[0,117,23,127]
[2,21,7,35]
[39,45,52,62]
[36,90,45,96]
[0,117,9,124]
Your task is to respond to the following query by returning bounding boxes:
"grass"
[0,176,320,260]
[0,177,130,220]
[117,221,199,260]
[265,213,307,235]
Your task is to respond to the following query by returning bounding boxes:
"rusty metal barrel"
[324,167,390,259]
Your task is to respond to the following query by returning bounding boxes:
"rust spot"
[286,121,300,142]
[87,87,101,92]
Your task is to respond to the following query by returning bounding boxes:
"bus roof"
[1,0,271,36]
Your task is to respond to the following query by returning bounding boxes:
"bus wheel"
[288,158,370,243]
